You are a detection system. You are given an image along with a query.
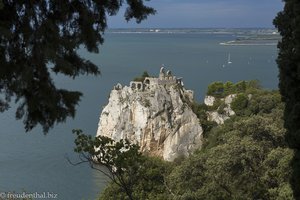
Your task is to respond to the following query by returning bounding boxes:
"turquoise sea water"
[0,29,279,200]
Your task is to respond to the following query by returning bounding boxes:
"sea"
[0,28,279,200]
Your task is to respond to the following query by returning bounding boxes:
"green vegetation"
[73,81,294,199]
[168,85,293,199]
[190,102,217,134]
[72,129,171,200]
[100,157,171,200]
[274,1,300,197]
[133,71,151,82]
[191,80,262,134]
[206,80,260,98]
[168,113,293,199]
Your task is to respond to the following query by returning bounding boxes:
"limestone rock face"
[96,68,203,161]
[204,95,215,106]
[204,94,236,124]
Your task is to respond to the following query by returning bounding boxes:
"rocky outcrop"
[96,68,203,161]
[205,94,236,124]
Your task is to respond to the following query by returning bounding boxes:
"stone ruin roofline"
[127,66,184,91]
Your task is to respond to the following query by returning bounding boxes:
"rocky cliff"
[204,94,236,124]
[96,68,203,161]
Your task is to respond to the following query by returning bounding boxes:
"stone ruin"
[114,83,123,90]
[122,66,184,92]
[130,81,144,91]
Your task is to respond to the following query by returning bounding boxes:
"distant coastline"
[220,41,278,46]
[219,32,281,46]
[106,28,279,35]
[106,28,281,46]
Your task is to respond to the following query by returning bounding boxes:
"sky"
[108,0,284,28]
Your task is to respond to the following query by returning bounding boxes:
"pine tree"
[0,0,155,132]
[274,0,300,197]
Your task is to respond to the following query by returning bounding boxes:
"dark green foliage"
[274,1,300,197]
[171,83,293,199]
[235,80,247,93]
[247,91,282,116]
[231,93,249,116]
[168,94,294,199]
[216,101,227,115]
[193,80,266,134]
[274,0,300,149]
[73,129,144,200]
[190,102,217,134]
[206,81,224,97]
[262,148,294,199]
[169,137,269,199]
[72,129,171,200]
[229,86,282,117]
[206,80,260,98]
[0,1,155,132]
[248,91,283,115]
[224,81,235,93]
[133,71,150,82]
[99,156,171,200]
[247,79,261,90]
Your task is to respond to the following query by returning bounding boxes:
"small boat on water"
[228,53,232,64]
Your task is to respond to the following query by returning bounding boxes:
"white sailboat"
[227,53,232,64]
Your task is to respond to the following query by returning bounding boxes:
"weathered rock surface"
[205,94,236,124]
[96,68,203,161]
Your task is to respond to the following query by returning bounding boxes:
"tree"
[206,80,260,98]
[71,129,171,200]
[234,81,247,93]
[168,105,293,200]
[99,156,171,200]
[206,81,224,97]
[224,81,234,94]
[230,93,248,116]
[72,129,144,200]
[274,0,300,150]
[262,148,294,199]
[167,86,292,199]
[133,70,150,82]
[0,1,155,133]
[274,0,300,197]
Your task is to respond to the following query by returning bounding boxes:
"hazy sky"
[108,0,284,28]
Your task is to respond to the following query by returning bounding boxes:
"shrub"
[207,81,224,97]
[231,93,249,115]
[133,71,150,82]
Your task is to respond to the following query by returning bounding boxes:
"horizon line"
[107,27,277,29]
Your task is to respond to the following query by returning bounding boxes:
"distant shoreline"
[106,28,279,35]
[220,42,278,46]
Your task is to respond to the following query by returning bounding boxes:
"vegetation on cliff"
[133,71,151,82]
[167,82,293,199]
[73,81,294,199]
[206,80,260,98]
